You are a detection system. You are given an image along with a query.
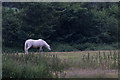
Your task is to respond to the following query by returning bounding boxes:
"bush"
[72,43,118,51]
[94,44,117,50]
[51,43,78,52]
[72,43,96,51]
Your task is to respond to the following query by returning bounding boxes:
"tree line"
[2,2,119,49]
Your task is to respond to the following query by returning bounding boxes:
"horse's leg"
[26,46,31,54]
[39,46,42,57]
[39,46,44,55]
[39,46,43,52]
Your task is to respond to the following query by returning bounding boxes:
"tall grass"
[47,50,118,78]
[2,50,118,78]
[57,50,118,70]
[2,53,66,78]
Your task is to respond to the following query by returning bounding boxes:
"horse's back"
[26,39,33,41]
[38,39,44,41]
[25,39,33,45]
[25,39,45,47]
[26,39,43,41]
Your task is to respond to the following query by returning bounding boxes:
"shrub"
[72,43,118,51]
[51,43,78,52]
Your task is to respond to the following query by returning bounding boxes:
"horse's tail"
[24,41,28,54]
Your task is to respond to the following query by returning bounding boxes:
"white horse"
[24,39,51,54]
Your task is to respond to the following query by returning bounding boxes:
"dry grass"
[46,50,119,78]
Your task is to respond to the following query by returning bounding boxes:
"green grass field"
[2,50,119,78]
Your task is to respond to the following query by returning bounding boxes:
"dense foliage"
[2,2,119,50]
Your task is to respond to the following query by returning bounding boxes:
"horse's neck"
[43,41,49,47]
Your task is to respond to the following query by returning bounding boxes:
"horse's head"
[43,40,51,51]
[44,43,51,51]
[47,45,51,51]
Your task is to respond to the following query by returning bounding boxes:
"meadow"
[2,50,119,78]
[2,2,119,79]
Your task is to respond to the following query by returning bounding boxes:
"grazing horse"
[24,39,51,54]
